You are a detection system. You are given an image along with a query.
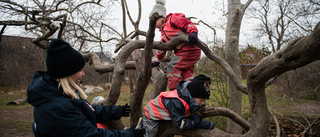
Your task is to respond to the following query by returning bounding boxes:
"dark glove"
[151,61,160,67]
[119,103,131,117]
[188,32,198,45]
[128,124,146,137]
[131,129,145,137]
[191,115,201,128]
[199,120,214,129]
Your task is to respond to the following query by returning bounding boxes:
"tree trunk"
[130,14,157,124]
[225,0,246,134]
[148,67,167,100]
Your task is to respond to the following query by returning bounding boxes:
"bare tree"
[2,0,320,136]
[0,0,120,51]
[246,1,320,135]
[248,0,320,53]
[102,19,320,136]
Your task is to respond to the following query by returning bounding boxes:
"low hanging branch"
[156,107,250,137]
[82,52,136,74]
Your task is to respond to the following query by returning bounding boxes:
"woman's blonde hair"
[58,76,87,99]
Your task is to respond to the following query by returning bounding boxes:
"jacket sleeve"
[53,102,133,137]
[93,105,122,123]
[156,39,167,60]
[157,50,166,60]
[163,98,196,130]
[169,13,198,34]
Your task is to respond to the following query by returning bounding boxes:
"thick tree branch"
[0,21,36,26]
[82,52,136,73]
[246,21,320,137]
[198,107,251,131]
[157,107,250,137]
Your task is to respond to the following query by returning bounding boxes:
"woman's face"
[71,70,85,85]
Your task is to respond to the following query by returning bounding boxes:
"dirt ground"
[0,106,34,137]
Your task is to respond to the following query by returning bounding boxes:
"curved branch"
[101,22,123,38]
[246,21,320,136]
[248,22,320,83]
[57,14,67,39]
[121,0,127,37]
[82,52,136,74]
[158,107,250,137]
[0,20,36,26]
[32,23,59,49]
[197,107,250,131]
[242,0,253,11]
[114,30,147,53]
[70,1,103,13]
[0,25,7,39]
[158,121,236,137]
[268,107,281,137]
[196,40,248,94]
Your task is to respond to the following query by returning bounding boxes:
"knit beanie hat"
[187,74,211,99]
[46,39,85,79]
[149,0,166,18]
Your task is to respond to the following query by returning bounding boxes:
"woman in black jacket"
[27,39,145,137]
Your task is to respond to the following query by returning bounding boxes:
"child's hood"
[176,81,200,113]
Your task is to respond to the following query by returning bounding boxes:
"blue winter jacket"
[162,81,203,130]
[27,71,133,137]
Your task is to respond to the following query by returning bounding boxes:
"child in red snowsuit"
[153,12,201,90]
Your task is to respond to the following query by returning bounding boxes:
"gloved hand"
[191,115,201,128]
[119,103,131,117]
[131,129,146,137]
[199,120,214,129]
[128,124,146,137]
[151,61,160,67]
[188,32,198,45]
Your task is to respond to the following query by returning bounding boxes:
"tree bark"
[225,2,243,133]
[245,22,320,137]
[130,13,157,125]
[156,107,250,137]
[148,67,167,100]
[225,0,252,134]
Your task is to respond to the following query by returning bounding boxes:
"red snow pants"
[166,49,201,90]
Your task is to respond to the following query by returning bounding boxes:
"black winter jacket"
[162,81,204,130]
[27,71,133,137]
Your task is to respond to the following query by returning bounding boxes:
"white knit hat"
[149,0,166,18]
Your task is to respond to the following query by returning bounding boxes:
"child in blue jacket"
[143,74,214,137]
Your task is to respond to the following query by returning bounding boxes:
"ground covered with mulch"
[267,119,320,137]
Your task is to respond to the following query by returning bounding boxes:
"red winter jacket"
[157,13,200,60]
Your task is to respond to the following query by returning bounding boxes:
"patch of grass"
[0,104,34,136]
[207,116,227,131]
[0,91,27,106]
